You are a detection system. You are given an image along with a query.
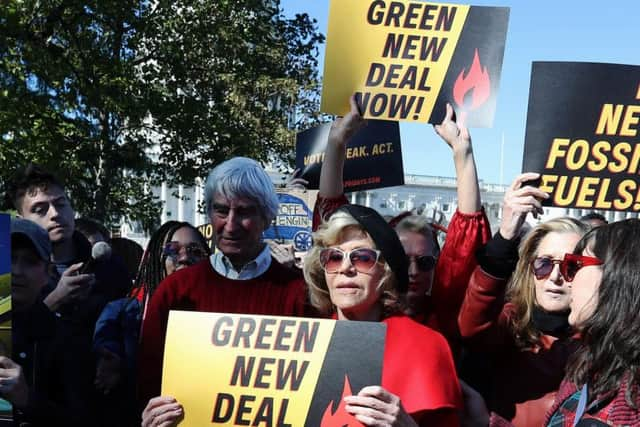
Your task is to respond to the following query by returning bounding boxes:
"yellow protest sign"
[321,0,509,127]
[162,311,385,426]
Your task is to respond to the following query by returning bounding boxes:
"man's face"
[11,242,50,311]
[18,185,75,244]
[210,194,267,266]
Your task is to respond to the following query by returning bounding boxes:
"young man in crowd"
[7,164,130,425]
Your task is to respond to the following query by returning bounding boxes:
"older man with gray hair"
[138,157,308,424]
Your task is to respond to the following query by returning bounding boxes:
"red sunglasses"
[559,253,603,282]
[531,254,603,281]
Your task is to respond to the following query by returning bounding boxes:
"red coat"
[382,315,462,426]
[458,266,577,427]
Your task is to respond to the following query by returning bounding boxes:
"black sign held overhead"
[522,62,640,212]
[296,120,404,193]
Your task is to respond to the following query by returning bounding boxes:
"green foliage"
[0,0,324,229]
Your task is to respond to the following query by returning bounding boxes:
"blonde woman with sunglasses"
[304,204,462,427]
[315,96,491,353]
[458,173,589,427]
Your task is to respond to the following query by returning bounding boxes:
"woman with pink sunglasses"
[458,173,589,427]
[304,203,462,427]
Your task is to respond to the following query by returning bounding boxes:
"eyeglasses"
[408,255,437,272]
[531,257,564,280]
[531,254,603,282]
[162,242,207,261]
[319,247,381,273]
[559,253,603,282]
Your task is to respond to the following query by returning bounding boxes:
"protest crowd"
[5,90,640,427]
[3,2,640,426]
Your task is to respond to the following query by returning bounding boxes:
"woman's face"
[568,246,602,328]
[163,226,207,275]
[324,228,386,321]
[398,230,436,301]
[533,231,582,312]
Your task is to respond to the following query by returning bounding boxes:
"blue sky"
[281,0,640,185]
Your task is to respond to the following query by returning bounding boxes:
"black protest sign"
[523,62,640,212]
[296,120,404,192]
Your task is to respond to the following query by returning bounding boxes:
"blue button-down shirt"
[210,244,271,280]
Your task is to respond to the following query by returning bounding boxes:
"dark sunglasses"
[408,255,437,272]
[559,253,603,282]
[531,254,603,282]
[319,247,381,274]
[531,257,564,280]
[163,241,207,260]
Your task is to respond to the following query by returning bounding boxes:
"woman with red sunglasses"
[458,173,589,427]
[304,204,462,427]
[467,219,640,426]
[544,219,640,425]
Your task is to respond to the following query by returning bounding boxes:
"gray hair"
[204,157,279,224]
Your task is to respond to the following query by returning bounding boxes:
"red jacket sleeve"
[312,194,348,231]
[457,265,514,351]
[429,208,491,340]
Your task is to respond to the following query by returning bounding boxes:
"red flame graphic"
[320,375,365,427]
[453,49,491,111]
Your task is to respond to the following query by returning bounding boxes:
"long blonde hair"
[507,217,588,349]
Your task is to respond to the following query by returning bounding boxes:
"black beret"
[336,204,409,292]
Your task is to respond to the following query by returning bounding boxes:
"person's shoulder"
[385,314,450,347]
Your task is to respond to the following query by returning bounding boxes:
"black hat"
[336,204,409,292]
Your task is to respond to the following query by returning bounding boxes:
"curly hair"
[507,217,588,349]
[567,219,640,408]
[303,210,403,317]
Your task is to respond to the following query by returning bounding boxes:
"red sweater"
[137,259,307,405]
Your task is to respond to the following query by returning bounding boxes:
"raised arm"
[318,95,366,198]
[429,104,491,342]
[434,103,480,214]
[458,173,548,347]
